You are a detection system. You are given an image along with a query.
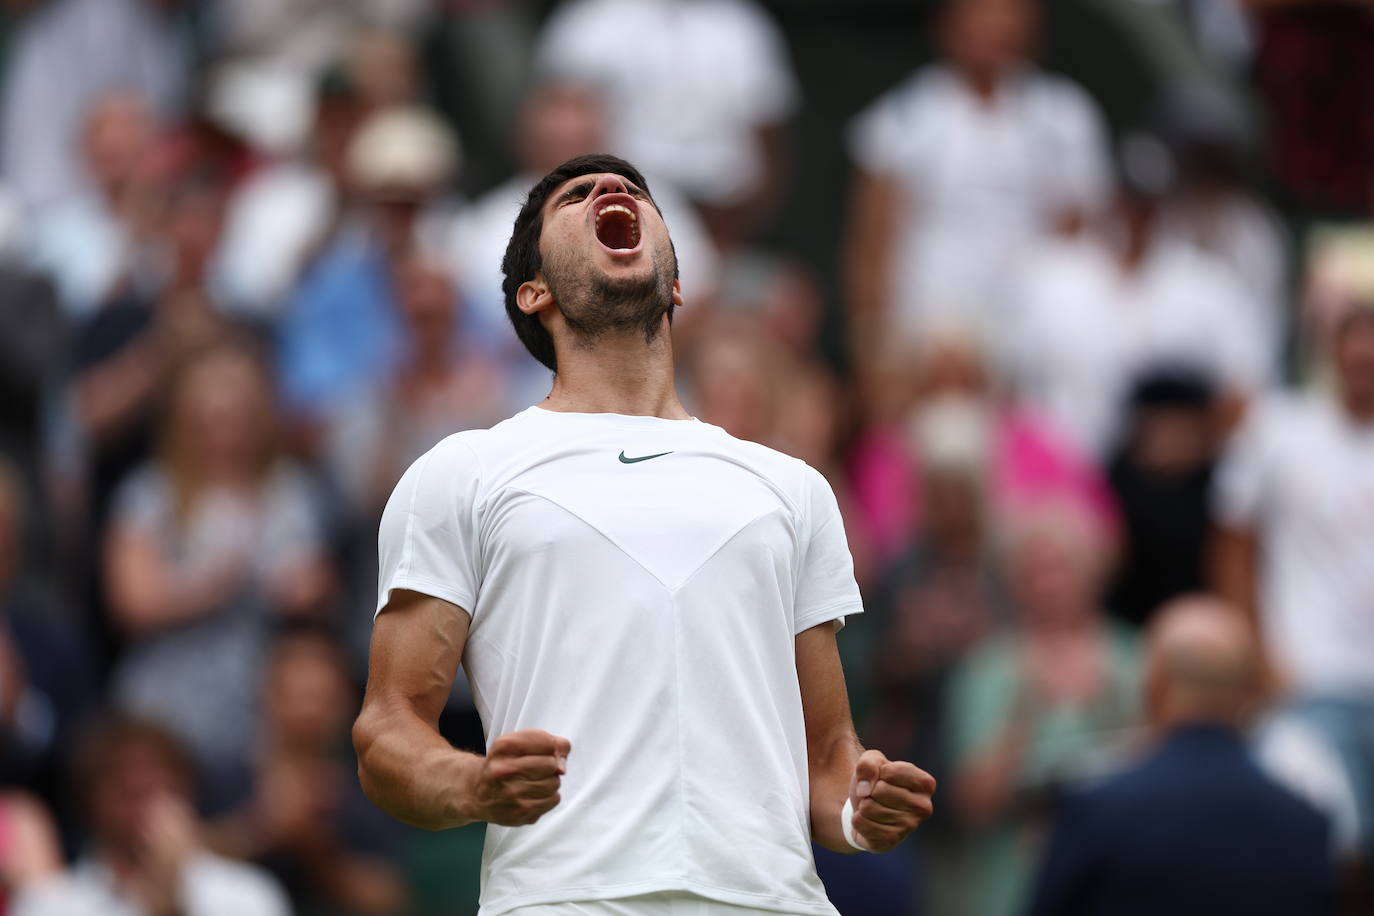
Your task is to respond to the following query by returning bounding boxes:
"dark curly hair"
[500,154,674,372]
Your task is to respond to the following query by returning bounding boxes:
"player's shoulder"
[420,409,543,467]
[393,411,537,488]
[699,422,829,506]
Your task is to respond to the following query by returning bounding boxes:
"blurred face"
[351,32,417,109]
[1009,527,1099,628]
[173,352,273,473]
[82,93,155,191]
[1336,314,1374,416]
[314,96,365,184]
[1129,406,1212,474]
[941,0,1036,80]
[400,262,457,347]
[166,186,227,279]
[520,86,607,177]
[691,332,774,441]
[532,172,680,340]
[922,472,983,548]
[89,741,188,850]
[771,370,840,466]
[916,343,989,400]
[265,639,352,749]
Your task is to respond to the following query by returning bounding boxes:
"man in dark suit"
[1025,596,1335,916]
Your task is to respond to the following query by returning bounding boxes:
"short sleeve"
[1212,400,1276,529]
[794,465,863,633]
[376,436,483,618]
[847,86,907,177]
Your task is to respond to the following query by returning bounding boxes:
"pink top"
[848,406,1119,562]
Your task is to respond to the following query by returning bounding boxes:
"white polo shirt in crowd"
[1007,232,1272,457]
[377,406,862,916]
[1214,393,1374,696]
[535,0,800,207]
[847,64,1111,334]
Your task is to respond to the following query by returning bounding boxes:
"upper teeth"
[596,204,636,223]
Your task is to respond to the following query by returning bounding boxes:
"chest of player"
[475,449,803,596]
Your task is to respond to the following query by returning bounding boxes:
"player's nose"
[589,173,629,200]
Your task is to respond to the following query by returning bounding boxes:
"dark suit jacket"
[1026,725,1334,916]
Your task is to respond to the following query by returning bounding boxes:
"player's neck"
[541,326,690,419]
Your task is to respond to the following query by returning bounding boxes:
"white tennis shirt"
[376,407,862,915]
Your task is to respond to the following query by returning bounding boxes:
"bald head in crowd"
[1144,596,1260,733]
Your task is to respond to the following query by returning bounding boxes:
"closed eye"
[555,181,593,209]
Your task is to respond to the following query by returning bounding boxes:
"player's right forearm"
[353,705,484,831]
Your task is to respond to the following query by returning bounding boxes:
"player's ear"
[671,278,684,310]
[517,274,553,316]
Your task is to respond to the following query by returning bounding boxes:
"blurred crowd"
[0,0,1370,914]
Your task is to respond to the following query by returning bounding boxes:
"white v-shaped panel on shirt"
[510,450,788,592]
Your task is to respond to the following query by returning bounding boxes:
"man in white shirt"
[353,154,935,915]
[534,0,798,243]
[843,0,1111,349]
[1006,137,1273,459]
[12,717,289,916]
[1213,307,1374,865]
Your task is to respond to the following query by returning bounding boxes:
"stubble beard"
[543,242,678,347]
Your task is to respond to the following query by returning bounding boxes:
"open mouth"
[594,198,641,252]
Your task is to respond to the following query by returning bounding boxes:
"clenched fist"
[847,750,935,853]
[466,730,571,827]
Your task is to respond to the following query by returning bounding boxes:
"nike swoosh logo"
[618,450,674,464]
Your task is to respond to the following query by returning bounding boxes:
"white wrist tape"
[840,798,868,852]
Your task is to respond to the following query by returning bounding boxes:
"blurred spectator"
[275,103,460,424]
[843,0,1111,350]
[0,0,187,209]
[326,256,506,518]
[864,395,1010,784]
[212,69,366,319]
[1007,136,1273,458]
[1212,306,1374,864]
[63,166,232,668]
[534,0,799,247]
[1251,0,1374,216]
[0,459,95,832]
[1104,371,1221,628]
[206,0,428,80]
[202,10,428,159]
[30,92,163,319]
[685,315,784,446]
[448,79,719,390]
[847,325,1115,565]
[208,624,408,916]
[0,793,63,907]
[1026,596,1334,916]
[103,341,334,808]
[11,716,289,916]
[947,501,1139,916]
[1157,91,1289,357]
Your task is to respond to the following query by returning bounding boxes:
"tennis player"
[353,154,935,916]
